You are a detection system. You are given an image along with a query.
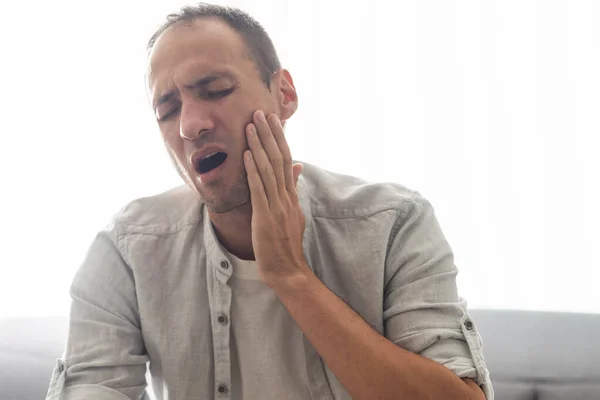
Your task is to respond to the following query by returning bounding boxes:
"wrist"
[266,263,314,292]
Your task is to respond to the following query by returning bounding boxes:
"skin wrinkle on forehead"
[148,21,254,83]
[149,60,262,106]
[147,19,259,104]
[152,70,238,112]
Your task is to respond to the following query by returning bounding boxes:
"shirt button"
[220,261,229,270]
[464,320,474,331]
[217,314,228,325]
[217,384,228,394]
[58,364,64,373]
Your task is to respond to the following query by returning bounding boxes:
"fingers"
[262,112,295,195]
[268,113,296,193]
[243,150,269,212]
[246,123,279,206]
[251,110,287,196]
[246,110,303,210]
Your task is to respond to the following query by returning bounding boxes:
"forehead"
[148,18,253,96]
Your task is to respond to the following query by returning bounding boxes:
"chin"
[197,180,251,215]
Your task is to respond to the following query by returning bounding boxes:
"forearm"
[270,268,484,400]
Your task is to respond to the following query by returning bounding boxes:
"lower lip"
[196,158,228,184]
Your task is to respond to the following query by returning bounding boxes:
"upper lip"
[190,146,228,167]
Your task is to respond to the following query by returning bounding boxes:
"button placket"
[212,258,232,398]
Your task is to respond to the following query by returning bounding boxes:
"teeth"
[201,152,218,160]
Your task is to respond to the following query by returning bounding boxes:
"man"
[46,3,493,400]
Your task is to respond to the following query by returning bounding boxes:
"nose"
[179,99,215,141]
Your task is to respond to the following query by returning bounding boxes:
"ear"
[273,69,298,122]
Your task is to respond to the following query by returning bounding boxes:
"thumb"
[292,163,303,187]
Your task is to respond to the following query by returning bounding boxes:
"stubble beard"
[200,171,251,214]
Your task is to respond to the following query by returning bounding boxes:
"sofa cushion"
[538,383,600,400]
[0,316,68,400]
[470,309,600,400]
[490,381,534,400]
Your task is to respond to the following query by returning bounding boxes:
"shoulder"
[298,161,424,220]
[111,184,203,236]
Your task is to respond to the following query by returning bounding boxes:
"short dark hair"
[147,3,281,88]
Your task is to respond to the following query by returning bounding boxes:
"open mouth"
[195,151,228,174]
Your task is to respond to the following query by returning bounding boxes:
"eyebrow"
[153,72,234,108]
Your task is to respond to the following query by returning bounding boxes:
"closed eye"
[206,88,234,99]
[156,87,235,122]
[157,106,180,122]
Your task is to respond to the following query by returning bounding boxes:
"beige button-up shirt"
[46,162,493,400]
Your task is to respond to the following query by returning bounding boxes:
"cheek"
[161,129,187,164]
[160,122,181,146]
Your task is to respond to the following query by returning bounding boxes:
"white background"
[1,0,598,317]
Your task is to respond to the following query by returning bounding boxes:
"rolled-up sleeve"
[46,220,149,400]
[383,194,494,399]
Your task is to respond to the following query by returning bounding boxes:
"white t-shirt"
[227,250,312,400]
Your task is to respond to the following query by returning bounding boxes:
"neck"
[208,202,255,261]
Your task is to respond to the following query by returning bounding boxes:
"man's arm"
[46,224,148,400]
[244,111,491,399]
[263,191,492,399]
[270,271,486,400]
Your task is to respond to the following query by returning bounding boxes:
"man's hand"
[243,109,311,287]
[243,112,488,400]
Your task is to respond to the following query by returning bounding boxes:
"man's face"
[148,18,283,213]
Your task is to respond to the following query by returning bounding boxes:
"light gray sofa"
[2,309,599,400]
[469,309,600,399]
